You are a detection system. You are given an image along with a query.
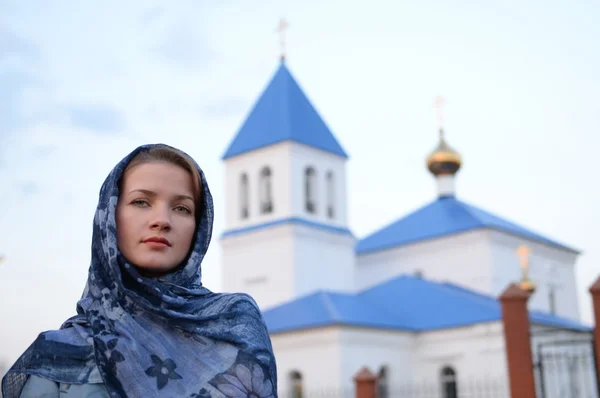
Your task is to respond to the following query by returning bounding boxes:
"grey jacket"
[19,375,109,398]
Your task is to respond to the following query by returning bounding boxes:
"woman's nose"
[150,206,171,231]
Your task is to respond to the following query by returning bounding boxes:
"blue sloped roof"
[355,196,579,255]
[262,291,403,333]
[262,275,591,334]
[221,217,354,239]
[222,61,348,160]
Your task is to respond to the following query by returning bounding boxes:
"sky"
[0,0,599,369]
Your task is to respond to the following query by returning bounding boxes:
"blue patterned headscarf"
[2,144,278,397]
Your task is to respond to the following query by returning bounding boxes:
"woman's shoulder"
[200,292,269,327]
[220,292,260,307]
[19,375,109,398]
[210,292,262,315]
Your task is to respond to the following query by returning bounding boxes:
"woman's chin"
[134,262,178,278]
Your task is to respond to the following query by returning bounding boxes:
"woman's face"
[116,161,197,276]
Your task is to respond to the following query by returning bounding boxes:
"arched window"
[441,366,458,398]
[326,171,335,219]
[289,370,303,398]
[304,167,317,214]
[378,366,389,398]
[240,173,249,219]
[259,167,273,214]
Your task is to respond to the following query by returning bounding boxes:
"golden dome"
[426,129,462,176]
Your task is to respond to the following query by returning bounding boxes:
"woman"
[2,144,278,397]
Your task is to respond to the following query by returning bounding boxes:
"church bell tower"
[219,59,355,310]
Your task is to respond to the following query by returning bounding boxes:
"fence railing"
[276,378,509,398]
[276,389,354,398]
[534,339,599,398]
[383,379,509,398]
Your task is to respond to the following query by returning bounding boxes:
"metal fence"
[534,339,599,398]
[276,389,354,398]
[382,379,509,398]
[275,378,509,398]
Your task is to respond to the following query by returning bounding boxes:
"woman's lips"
[143,237,171,248]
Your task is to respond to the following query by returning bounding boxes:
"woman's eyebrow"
[128,189,194,203]
[174,194,195,203]
[128,189,156,196]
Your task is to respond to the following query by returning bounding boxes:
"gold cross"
[276,18,289,60]
[516,244,536,293]
[516,244,531,271]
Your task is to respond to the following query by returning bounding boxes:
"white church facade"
[219,60,593,397]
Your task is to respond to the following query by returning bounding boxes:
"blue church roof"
[262,275,591,334]
[222,61,348,160]
[355,196,579,255]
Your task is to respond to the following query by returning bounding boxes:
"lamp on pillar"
[499,284,537,398]
[516,245,536,294]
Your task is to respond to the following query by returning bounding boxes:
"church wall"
[355,230,493,294]
[268,323,592,397]
[412,322,509,390]
[293,225,355,296]
[270,327,343,396]
[220,225,295,309]
[289,142,348,227]
[221,140,355,308]
[489,231,581,320]
[221,221,356,310]
[338,327,416,393]
[223,142,293,231]
[223,141,349,231]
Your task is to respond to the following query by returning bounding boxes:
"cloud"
[14,181,39,197]
[143,6,219,68]
[201,97,248,119]
[0,68,50,135]
[0,28,48,135]
[31,145,57,159]
[140,5,166,25]
[67,104,127,134]
[154,26,218,66]
[0,23,127,137]
[0,69,31,133]
[1,28,42,63]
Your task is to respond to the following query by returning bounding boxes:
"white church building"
[218,60,593,397]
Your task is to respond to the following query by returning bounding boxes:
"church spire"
[221,56,347,160]
[426,96,462,197]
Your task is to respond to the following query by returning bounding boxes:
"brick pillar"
[499,283,536,398]
[590,277,600,382]
[353,367,377,398]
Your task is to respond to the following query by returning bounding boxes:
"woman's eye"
[175,206,191,214]
[132,200,148,207]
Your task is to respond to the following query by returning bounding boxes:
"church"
[218,59,592,397]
